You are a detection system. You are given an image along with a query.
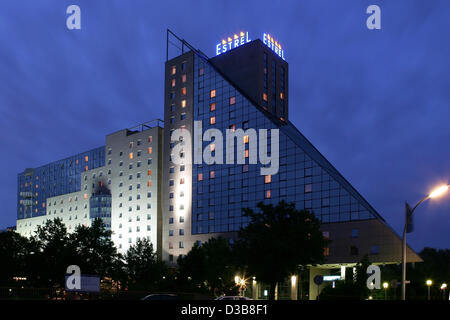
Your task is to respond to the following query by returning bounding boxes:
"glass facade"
[17,146,105,219]
[90,185,112,229]
[192,54,379,234]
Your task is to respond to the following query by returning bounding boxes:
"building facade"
[16,31,421,299]
[161,32,421,298]
[16,120,163,255]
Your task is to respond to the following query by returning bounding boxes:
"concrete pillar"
[252,279,257,300]
[290,275,298,300]
[340,266,346,280]
[275,283,278,300]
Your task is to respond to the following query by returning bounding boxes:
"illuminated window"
[147,181,152,187]
[265,175,271,183]
[148,147,152,154]
[229,124,236,132]
[265,189,271,199]
[245,149,249,158]
[280,92,285,99]
[147,169,152,176]
[171,79,176,87]
[84,193,88,200]
[181,74,187,83]
[148,136,152,143]
[180,178,185,184]
[85,165,88,171]
[210,103,216,111]
[181,87,186,95]
[210,170,215,179]
[210,144,215,152]
[181,100,187,109]
[324,248,330,256]
[75,159,79,165]
[171,66,176,75]
[210,116,216,125]
[198,173,203,181]
[84,156,89,162]
[210,89,216,98]
[263,93,268,101]
[243,135,249,144]
[230,96,236,105]
[129,152,133,159]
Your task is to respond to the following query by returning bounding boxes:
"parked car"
[141,294,179,300]
[215,296,252,300]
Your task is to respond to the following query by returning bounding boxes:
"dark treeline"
[1,201,447,300]
[0,201,326,300]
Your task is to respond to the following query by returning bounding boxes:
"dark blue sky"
[1,0,449,252]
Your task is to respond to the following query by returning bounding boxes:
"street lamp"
[383,282,389,300]
[234,275,247,297]
[441,283,447,300]
[426,279,433,300]
[402,184,449,300]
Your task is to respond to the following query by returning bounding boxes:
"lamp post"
[426,279,433,300]
[234,275,247,297]
[441,283,447,300]
[402,185,449,300]
[383,282,389,300]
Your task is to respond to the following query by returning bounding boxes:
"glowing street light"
[441,283,447,300]
[429,185,449,198]
[234,275,247,297]
[426,279,433,300]
[383,282,389,300]
[401,184,450,300]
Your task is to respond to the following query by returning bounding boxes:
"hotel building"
[16,31,421,299]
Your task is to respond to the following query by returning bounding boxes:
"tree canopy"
[234,201,327,300]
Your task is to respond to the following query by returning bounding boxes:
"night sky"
[1,0,449,252]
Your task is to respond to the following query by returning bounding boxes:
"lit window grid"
[192,55,374,234]
[17,146,105,220]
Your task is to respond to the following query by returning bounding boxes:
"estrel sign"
[263,33,285,60]
[216,31,250,56]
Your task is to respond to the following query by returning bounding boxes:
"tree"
[177,241,207,293]
[234,201,327,300]
[69,218,119,277]
[0,230,31,286]
[124,238,167,291]
[177,237,237,296]
[33,218,74,287]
